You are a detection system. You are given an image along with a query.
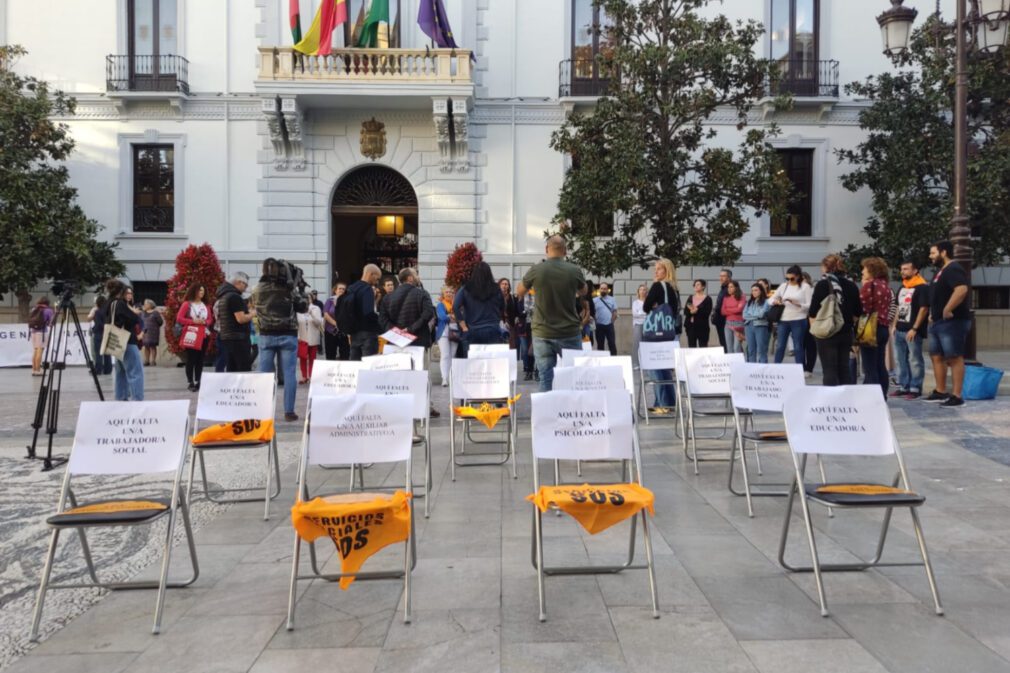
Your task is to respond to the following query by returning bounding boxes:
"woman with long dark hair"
[176,282,214,391]
[105,279,144,400]
[684,279,712,347]
[743,283,771,363]
[772,265,813,367]
[859,257,894,396]
[453,261,505,354]
[720,280,746,354]
[499,277,518,347]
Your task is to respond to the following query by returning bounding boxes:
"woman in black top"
[642,258,680,411]
[684,279,712,347]
[499,278,518,348]
[105,279,145,401]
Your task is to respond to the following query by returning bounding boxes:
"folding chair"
[362,352,414,371]
[449,357,517,480]
[636,341,680,425]
[355,368,434,518]
[558,347,610,370]
[681,348,747,475]
[187,372,279,520]
[567,355,635,479]
[287,393,416,627]
[469,346,521,447]
[777,385,943,617]
[30,400,198,639]
[381,344,427,371]
[529,389,659,621]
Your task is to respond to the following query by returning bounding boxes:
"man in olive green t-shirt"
[516,235,585,391]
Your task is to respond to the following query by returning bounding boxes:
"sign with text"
[729,362,805,412]
[308,394,413,465]
[356,369,429,420]
[531,389,633,461]
[468,347,518,382]
[572,355,634,396]
[468,344,509,353]
[682,348,743,396]
[558,348,610,368]
[0,322,95,368]
[310,360,367,399]
[638,340,679,371]
[784,385,892,456]
[69,400,190,475]
[450,357,510,399]
[196,373,275,422]
[382,345,426,371]
[553,365,626,392]
[362,353,413,372]
[379,327,417,348]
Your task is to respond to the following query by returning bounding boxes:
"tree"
[836,16,1010,271]
[164,244,225,356]
[550,0,792,276]
[0,45,124,319]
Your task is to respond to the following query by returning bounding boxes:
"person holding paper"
[379,268,435,349]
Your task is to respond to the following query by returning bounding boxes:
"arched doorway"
[331,165,418,286]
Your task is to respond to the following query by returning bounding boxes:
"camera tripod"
[27,290,104,471]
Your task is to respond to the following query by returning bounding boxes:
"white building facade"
[3,0,1009,346]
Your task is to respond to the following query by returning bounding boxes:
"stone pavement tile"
[694,576,847,641]
[270,596,394,650]
[667,534,783,578]
[408,557,502,611]
[184,561,306,618]
[502,641,629,673]
[596,554,711,610]
[249,647,379,673]
[131,543,255,586]
[192,512,278,545]
[121,614,282,673]
[416,521,500,560]
[609,606,758,673]
[739,639,889,673]
[4,652,139,673]
[240,526,309,566]
[830,603,1010,673]
[374,609,500,673]
[789,569,919,606]
[500,535,589,579]
[502,575,617,643]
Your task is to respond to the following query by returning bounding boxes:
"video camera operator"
[252,258,308,421]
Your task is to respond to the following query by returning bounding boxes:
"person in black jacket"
[808,254,863,386]
[712,269,732,352]
[105,279,144,401]
[379,268,435,347]
[344,264,383,361]
[684,279,713,347]
[253,258,309,421]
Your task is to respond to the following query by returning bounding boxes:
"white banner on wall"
[0,322,95,368]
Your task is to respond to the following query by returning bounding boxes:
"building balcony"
[559,58,612,99]
[106,54,190,96]
[255,46,473,107]
[768,59,839,99]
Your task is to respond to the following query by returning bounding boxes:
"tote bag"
[100,301,130,359]
[180,324,206,351]
[855,283,879,347]
[642,283,679,342]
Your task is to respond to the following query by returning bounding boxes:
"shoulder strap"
[661,282,669,306]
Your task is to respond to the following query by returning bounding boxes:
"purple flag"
[417,0,459,49]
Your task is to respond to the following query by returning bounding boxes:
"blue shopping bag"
[963,365,1004,400]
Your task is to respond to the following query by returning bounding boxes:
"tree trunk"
[16,288,32,322]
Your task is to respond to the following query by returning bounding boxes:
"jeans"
[860,325,891,397]
[595,323,617,355]
[652,369,676,407]
[258,334,298,414]
[533,334,584,391]
[816,329,854,387]
[774,318,807,365]
[349,331,378,361]
[114,344,145,401]
[213,336,228,373]
[91,333,113,374]
[462,326,501,354]
[928,319,971,359]
[724,324,744,354]
[518,334,535,372]
[893,329,925,393]
[745,324,770,363]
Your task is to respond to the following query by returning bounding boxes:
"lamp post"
[876,0,1010,358]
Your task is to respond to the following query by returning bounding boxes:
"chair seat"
[741,430,788,442]
[191,439,271,449]
[805,483,925,507]
[48,498,171,527]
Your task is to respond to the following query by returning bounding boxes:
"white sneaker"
[441,381,449,387]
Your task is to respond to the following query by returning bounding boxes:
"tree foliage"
[0,45,123,318]
[836,16,1010,270]
[550,0,792,276]
[164,243,225,356]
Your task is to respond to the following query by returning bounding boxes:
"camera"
[50,279,77,298]
[276,259,306,292]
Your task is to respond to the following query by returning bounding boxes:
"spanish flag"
[294,0,348,56]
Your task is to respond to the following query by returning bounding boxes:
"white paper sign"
[784,385,892,456]
[380,328,417,348]
[468,343,510,353]
[196,373,275,422]
[682,348,743,396]
[531,389,633,460]
[310,360,366,398]
[468,348,518,382]
[356,369,429,420]
[362,353,414,371]
[553,365,626,392]
[450,357,510,399]
[69,400,190,475]
[308,394,413,465]
[638,341,679,371]
[558,348,610,368]
[382,345,426,371]
[0,322,96,367]
[572,355,635,396]
[729,362,805,412]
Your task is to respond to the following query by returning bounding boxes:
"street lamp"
[976,0,1010,52]
[876,0,918,56]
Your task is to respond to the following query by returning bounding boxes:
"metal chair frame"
[448,358,517,480]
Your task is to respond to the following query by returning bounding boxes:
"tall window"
[133,145,175,233]
[771,149,814,237]
[128,0,179,89]
[770,0,819,94]
[570,0,614,93]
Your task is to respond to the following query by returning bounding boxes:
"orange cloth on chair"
[815,484,913,496]
[63,500,168,515]
[453,395,521,429]
[527,483,655,535]
[291,491,411,589]
[192,419,275,445]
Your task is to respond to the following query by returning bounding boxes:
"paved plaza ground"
[1,357,1010,673]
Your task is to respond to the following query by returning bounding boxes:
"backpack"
[810,276,845,339]
[28,306,47,331]
[335,290,360,334]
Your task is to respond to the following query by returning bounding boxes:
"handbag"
[180,324,206,351]
[642,283,678,342]
[99,301,130,360]
[855,283,879,347]
[810,276,845,339]
[766,303,785,324]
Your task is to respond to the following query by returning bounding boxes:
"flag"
[293,0,348,56]
[289,0,302,44]
[417,0,458,49]
[356,0,391,48]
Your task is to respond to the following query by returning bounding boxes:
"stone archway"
[330,165,419,286]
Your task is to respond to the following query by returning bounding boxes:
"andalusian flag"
[289,0,302,43]
[293,0,348,56]
[356,0,391,49]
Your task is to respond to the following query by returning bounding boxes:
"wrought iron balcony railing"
[559,58,613,98]
[106,54,190,94]
[769,59,839,98]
